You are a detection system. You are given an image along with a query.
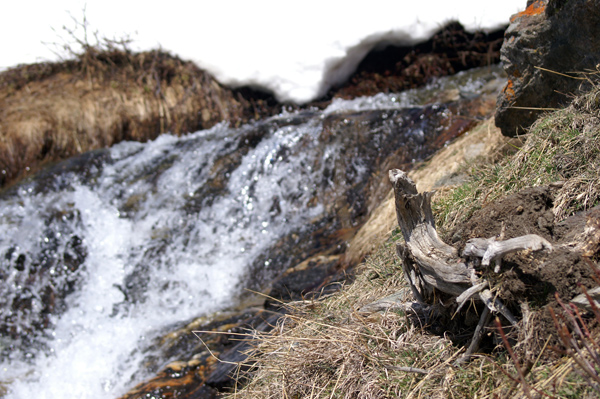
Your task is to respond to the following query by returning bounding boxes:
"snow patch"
[2,1,523,103]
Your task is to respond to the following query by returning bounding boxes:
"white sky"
[1,1,524,102]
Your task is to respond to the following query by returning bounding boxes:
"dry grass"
[0,42,277,188]
[228,243,600,399]
[228,244,500,399]
[233,245,418,398]
[433,73,600,235]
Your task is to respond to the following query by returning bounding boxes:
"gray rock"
[495,0,600,137]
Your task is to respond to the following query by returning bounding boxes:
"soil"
[439,186,600,359]
[450,186,599,308]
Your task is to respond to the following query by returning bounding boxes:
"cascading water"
[0,66,505,398]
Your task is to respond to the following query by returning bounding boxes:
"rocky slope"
[495,0,600,136]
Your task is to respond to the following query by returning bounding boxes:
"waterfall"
[0,66,503,398]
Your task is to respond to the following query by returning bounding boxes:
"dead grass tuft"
[229,244,510,398]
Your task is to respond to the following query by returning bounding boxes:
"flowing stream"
[0,66,504,398]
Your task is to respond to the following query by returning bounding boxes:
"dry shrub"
[549,294,600,394]
[492,285,600,399]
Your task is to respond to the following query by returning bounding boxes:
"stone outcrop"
[495,0,600,136]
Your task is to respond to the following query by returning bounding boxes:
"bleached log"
[396,243,426,303]
[463,238,494,258]
[388,169,525,323]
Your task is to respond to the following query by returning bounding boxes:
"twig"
[192,331,244,366]
[385,366,429,374]
[534,66,586,80]
[455,306,491,365]
[455,281,488,313]
[495,317,532,398]
[479,289,518,325]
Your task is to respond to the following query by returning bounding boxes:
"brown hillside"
[0,50,278,188]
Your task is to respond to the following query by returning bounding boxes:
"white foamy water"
[2,1,523,102]
[0,113,334,398]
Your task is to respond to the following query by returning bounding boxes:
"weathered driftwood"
[387,169,553,356]
[390,169,471,299]
[464,235,553,272]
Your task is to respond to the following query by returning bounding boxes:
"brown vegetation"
[0,48,279,188]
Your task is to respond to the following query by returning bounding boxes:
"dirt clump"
[450,186,598,308]
[451,186,555,245]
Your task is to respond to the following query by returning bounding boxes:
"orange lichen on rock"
[510,0,546,22]
[503,79,516,101]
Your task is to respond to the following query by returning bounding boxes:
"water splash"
[0,113,334,398]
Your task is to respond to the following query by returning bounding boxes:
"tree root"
[389,169,553,359]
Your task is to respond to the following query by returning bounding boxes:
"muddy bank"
[451,186,598,307]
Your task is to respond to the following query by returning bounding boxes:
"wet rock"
[244,88,499,294]
[0,206,87,357]
[495,0,600,136]
[264,255,343,309]
[119,310,281,399]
